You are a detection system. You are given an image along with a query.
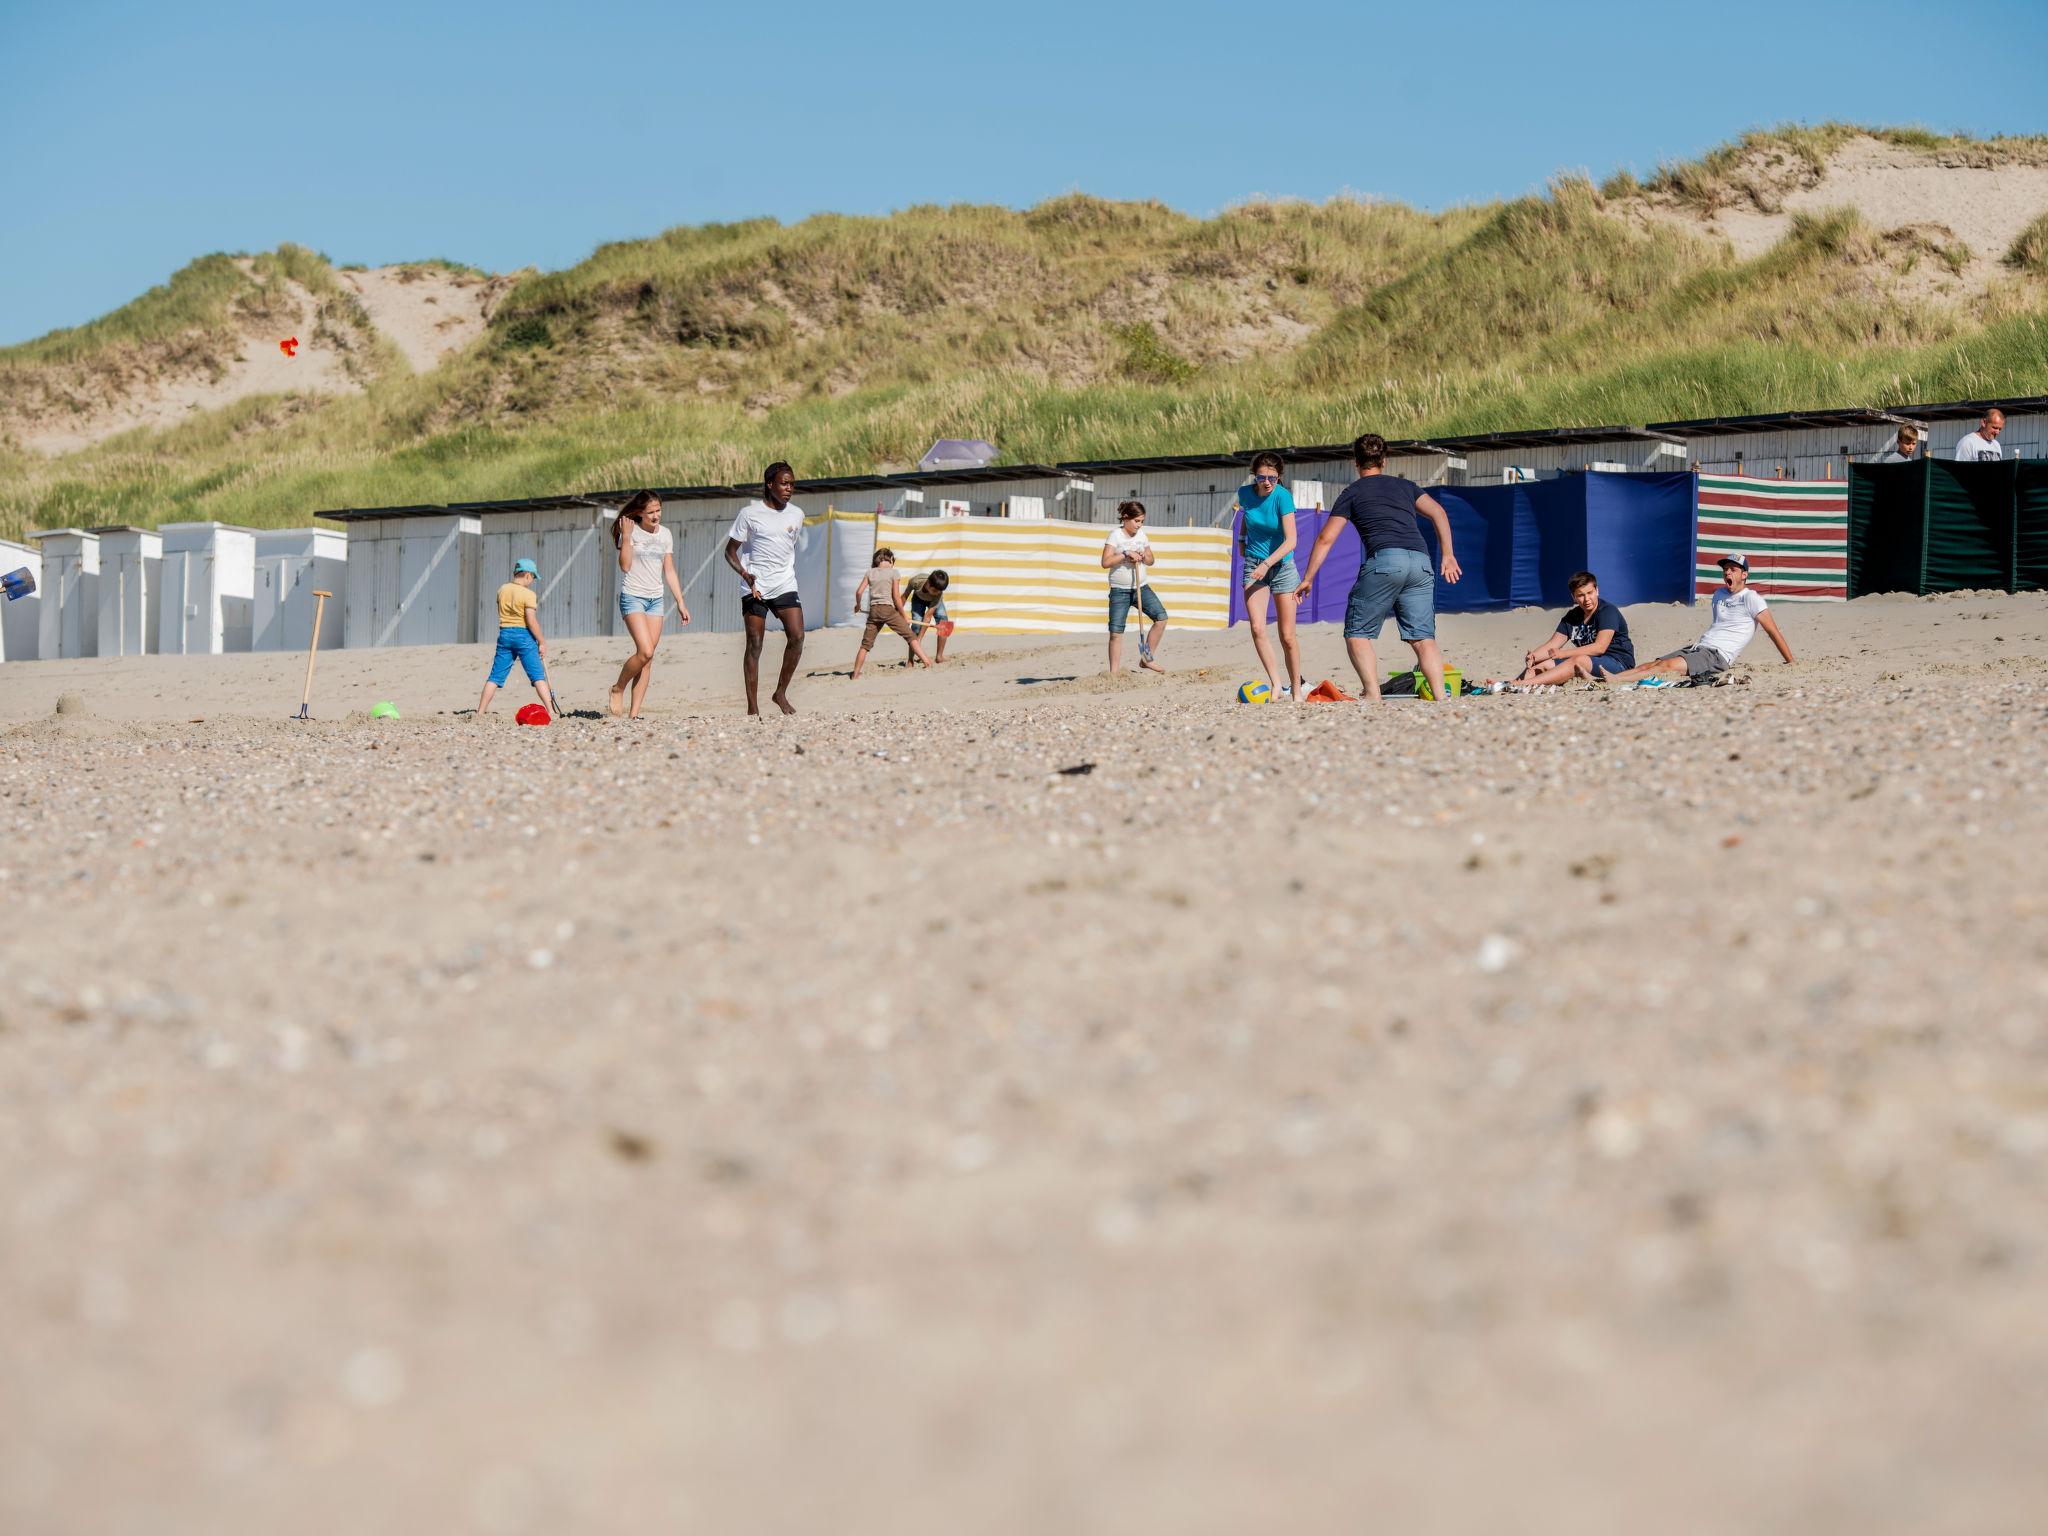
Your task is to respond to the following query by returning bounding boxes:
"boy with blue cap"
[477,558,560,716]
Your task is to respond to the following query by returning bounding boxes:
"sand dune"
[340,265,509,374]
[5,263,505,455]
[1634,133,2048,299]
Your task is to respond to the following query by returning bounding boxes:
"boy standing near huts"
[724,462,807,716]
[1103,500,1167,674]
[1600,554,1795,685]
[476,558,559,716]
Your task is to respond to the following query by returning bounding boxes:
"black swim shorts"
[741,589,803,619]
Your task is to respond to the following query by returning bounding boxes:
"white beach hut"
[468,498,621,642]
[158,523,258,655]
[94,526,162,658]
[0,536,43,663]
[323,509,482,649]
[30,528,100,660]
[253,527,347,652]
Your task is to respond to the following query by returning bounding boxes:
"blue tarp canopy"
[1232,471,1698,622]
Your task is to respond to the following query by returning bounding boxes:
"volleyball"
[1237,680,1273,704]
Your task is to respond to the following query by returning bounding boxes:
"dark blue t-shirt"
[1330,474,1429,557]
[1554,599,1635,668]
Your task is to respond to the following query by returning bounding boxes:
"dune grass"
[2007,213,2048,276]
[4,127,2047,543]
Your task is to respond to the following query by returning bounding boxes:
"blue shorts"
[1590,653,1629,677]
[1108,584,1167,634]
[619,591,664,618]
[487,626,546,686]
[910,596,948,633]
[1244,554,1300,597]
[1344,547,1436,642]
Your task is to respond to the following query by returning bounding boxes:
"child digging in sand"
[851,547,932,679]
[477,559,559,717]
[904,569,952,664]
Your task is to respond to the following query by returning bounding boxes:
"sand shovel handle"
[300,591,333,711]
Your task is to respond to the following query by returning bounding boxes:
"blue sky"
[3,0,2044,345]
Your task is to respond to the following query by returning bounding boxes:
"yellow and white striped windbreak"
[874,514,1232,634]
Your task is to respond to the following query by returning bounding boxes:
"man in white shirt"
[1599,554,1795,685]
[724,461,807,715]
[1953,408,2005,462]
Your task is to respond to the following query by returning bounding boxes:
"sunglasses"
[1252,474,1279,484]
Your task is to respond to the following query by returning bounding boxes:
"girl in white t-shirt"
[609,490,692,719]
[1102,500,1167,674]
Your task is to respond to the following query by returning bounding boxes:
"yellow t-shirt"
[497,581,537,628]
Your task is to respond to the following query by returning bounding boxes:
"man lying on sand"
[1497,569,1634,687]
[1600,554,1795,686]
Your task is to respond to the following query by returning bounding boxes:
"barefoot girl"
[852,546,932,679]
[609,490,691,719]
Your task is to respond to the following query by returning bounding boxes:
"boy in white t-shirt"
[1102,500,1167,674]
[723,461,808,716]
[1600,554,1795,686]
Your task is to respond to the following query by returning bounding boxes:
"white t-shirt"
[1697,585,1769,665]
[726,500,804,598]
[620,521,673,599]
[1953,431,2003,462]
[1106,527,1150,590]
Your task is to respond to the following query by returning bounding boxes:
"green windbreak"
[1922,461,2017,593]
[2018,463,2048,592]
[1848,460,1927,597]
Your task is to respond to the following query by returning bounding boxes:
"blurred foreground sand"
[4,594,2047,1534]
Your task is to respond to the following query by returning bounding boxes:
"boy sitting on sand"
[851,547,933,678]
[477,558,559,716]
[1500,570,1635,687]
[1600,554,1794,685]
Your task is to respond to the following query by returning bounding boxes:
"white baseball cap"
[1716,553,1749,572]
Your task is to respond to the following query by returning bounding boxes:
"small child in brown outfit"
[852,547,933,679]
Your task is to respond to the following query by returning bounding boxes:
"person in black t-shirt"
[1297,432,1463,701]
[1500,570,1635,687]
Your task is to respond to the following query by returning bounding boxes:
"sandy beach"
[5,592,2048,1535]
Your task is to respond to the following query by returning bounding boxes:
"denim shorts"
[487,626,546,686]
[1344,547,1436,642]
[619,591,664,618]
[1589,653,1629,677]
[1108,584,1167,634]
[910,596,948,632]
[1244,555,1300,597]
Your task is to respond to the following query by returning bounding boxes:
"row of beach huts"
[3,395,2039,663]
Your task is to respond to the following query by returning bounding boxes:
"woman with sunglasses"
[1235,451,1303,700]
